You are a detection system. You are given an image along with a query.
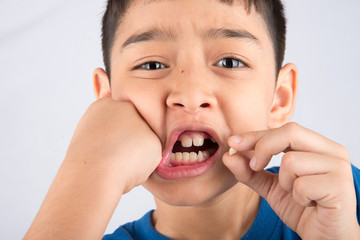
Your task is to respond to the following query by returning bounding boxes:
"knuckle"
[253,142,268,159]
[278,171,292,192]
[249,131,261,143]
[335,159,352,178]
[284,122,300,137]
[89,98,104,109]
[250,131,265,150]
[281,152,296,171]
[293,178,307,198]
[337,144,350,161]
[90,97,116,112]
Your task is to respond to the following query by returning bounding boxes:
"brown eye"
[215,58,245,69]
[136,61,167,70]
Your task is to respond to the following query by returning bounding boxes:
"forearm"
[24,99,161,239]
[24,158,125,240]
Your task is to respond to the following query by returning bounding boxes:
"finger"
[279,151,338,192]
[228,130,268,152]
[223,150,253,181]
[227,130,268,162]
[291,173,348,208]
[228,129,277,171]
[231,123,349,171]
[223,151,278,199]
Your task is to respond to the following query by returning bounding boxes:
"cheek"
[112,80,168,141]
[219,84,273,133]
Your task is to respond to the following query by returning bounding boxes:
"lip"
[155,123,220,180]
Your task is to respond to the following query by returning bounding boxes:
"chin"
[143,165,238,207]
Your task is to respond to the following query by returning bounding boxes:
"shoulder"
[103,210,171,240]
[266,166,280,174]
[351,164,360,180]
[242,192,301,239]
[351,164,360,224]
[103,220,137,240]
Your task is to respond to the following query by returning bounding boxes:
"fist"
[65,98,162,193]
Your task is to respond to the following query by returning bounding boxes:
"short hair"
[101,0,286,79]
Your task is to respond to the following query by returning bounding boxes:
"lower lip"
[155,150,219,180]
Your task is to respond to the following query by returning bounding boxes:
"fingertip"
[222,153,232,169]
[250,156,257,170]
[229,135,242,145]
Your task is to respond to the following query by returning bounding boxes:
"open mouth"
[156,128,220,180]
[168,131,219,167]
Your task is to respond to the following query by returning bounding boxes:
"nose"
[166,70,217,113]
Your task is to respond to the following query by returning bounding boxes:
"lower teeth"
[170,150,211,164]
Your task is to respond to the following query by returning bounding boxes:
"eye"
[135,61,167,70]
[215,58,247,69]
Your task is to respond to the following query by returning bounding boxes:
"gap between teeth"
[171,151,210,163]
[181,134,203,147]
[180,134,216,148]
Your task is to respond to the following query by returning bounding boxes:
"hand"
[24,98,162,239]
[223,122,360,239]
[65,97,162,192]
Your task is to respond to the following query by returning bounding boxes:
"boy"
[25,0,360,239]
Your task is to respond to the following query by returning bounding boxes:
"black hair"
[101,0,286,78]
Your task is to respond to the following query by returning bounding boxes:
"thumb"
[223,152,277,199]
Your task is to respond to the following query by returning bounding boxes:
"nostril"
[200,103,210,108]
[174,103,185,107]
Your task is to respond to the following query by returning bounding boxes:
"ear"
[268,63,298,129]
[93,68,111,99]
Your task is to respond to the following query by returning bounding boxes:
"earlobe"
[93,68,111,99]
[268,63,298,129]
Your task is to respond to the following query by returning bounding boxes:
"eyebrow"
[121,28,176,50]
[121,27,260,50]
[207,27,260,44]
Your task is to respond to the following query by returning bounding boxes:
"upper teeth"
[180,134,205,147]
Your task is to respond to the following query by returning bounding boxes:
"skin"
[25,0,360,239]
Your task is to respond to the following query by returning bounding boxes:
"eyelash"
[134,61,168,70]
[134,57,248,71]
[214,57,248,69]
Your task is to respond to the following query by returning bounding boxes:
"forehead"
[129,0,251,10]
[125,1,266,31]
[114,0,273,55]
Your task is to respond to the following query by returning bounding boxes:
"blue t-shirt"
[104,165,360,240]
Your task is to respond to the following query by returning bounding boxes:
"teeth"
[172,132,215,164]
[170,150,211,163]
[175,152,183,161]
[193,134,204,147]
[229,148,237,156]
[190,152,197,161]
[180,134,205,147]
[198,151,204,161]
[183,152,190,162]
[203,151,210,159]
[181,135,192,147]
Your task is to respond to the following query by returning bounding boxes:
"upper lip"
[161,122,220,165]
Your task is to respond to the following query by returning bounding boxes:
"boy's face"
[97,0,295,206]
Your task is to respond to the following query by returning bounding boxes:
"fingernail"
[229,148,237,156]
[230,135,242,144]
[250,156,257,169]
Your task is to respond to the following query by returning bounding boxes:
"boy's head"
[93,0,297,206]
[101,0,287,79]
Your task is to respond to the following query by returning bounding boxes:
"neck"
[152,183,260,240]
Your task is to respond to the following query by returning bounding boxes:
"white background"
[1,0,360,239]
